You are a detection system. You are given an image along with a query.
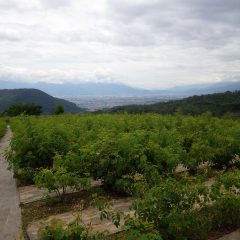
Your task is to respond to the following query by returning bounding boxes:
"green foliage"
[211,169,240,196]
[91,196,123,228]
[7,114,240,189]
[131,178,210,239]
[4,103,42,116]
[0,117,6,138]
[52,105,64,115]
[7,114,240,239]
[124,218,162,240]
[128,174,240,240]
[7,116,71,183]
[34,157,90,199]
[211,193,240,229]
[14,167,36,185]
[126,231,162,240]
[38,219,105,240]
[90,195,163,239]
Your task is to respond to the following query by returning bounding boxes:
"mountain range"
[0,80,239,97]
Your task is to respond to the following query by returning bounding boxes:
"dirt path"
[216,229,240,240]
[27,198,134,240]
[0,127,21,239]
[19,179,102,204]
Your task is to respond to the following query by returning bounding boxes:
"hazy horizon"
[0,0,239,89]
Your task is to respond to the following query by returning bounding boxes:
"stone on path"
[19,179,102,204]
[0,127,22,240]
[216,229,240,240]
[27,198,134,240]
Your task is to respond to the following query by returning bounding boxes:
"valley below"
[66,94,184,111]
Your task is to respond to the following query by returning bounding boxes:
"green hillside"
[106,91,240,116]
[0,88,85,114]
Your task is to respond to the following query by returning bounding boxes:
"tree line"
[1,103,65,116]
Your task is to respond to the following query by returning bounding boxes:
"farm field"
[4,114,240,239]
[1,0,240,239]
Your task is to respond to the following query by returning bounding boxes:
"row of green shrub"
[131,170,240,240]
[7,114,240,189]
[38,170,240,240]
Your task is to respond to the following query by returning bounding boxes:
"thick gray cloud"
[107,0,240,48]
[0,0,239,89]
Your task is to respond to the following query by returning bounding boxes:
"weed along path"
[0,127,22,239]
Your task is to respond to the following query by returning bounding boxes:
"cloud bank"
[0,0,239,89]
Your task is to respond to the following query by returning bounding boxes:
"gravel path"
[0,127,21,239]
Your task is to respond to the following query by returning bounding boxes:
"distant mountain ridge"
[0,81,147,97]
[0,89,84,114]
[164,81,240,95]
[0,80,239,97]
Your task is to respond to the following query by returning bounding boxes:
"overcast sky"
[0,0,239,89]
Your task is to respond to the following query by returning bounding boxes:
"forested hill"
[105,91,240,116]
[0,88,85,114]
